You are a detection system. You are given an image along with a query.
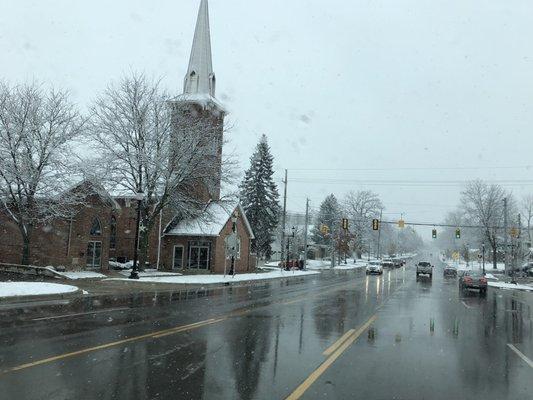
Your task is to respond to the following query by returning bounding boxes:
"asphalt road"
[1,254,532,400]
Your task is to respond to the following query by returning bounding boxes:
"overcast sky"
[2,0,533,238]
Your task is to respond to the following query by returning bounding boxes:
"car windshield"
[2,1,533,399]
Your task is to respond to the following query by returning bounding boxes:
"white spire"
[183,0,215,96]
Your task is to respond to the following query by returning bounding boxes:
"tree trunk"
[20,228,31,265]
[492,244,497,269]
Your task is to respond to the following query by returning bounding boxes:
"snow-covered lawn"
[0,282,79,298]
[53,271,107,280]
[106,269,319,285]
[334,264,366,270]
[488,281,533,292]
[445,260,505,272]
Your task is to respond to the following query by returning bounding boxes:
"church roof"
[165,202,254,239]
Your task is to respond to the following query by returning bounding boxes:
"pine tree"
[240,135,281,259]
[312,194,341,245]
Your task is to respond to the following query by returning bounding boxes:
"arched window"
[90,217,102,236]
[209,73,216,96]
[109,216,117,250]
[186,70,198,93]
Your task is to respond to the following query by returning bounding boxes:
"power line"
[290,165,533,172]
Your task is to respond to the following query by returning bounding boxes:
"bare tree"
[460,180,508,268]
[88,73,233,266]
[0,81,84,264]
[343,190,383,258]
[521,194,533,244]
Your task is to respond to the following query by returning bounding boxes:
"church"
[0,0,256,274]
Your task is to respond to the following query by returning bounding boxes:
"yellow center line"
[285,315,378,400]
[2,275,386,376]
[322,328,356,356]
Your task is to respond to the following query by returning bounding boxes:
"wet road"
[1,255,532,399]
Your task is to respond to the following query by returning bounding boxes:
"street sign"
[452,252,460,260]
[398,219,405,228]
[477,254,482,260]
[510,227,519,238]
[320,224,329,235]
[224,233,238,257]
[372,219,380,230]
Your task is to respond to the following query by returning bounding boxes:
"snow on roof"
[165,202,253,238]
[170,93,227,114]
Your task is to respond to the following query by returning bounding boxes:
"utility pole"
[280,169,288,266]
[503,197,509,276]
[482,242,485,275]
[303,198,309,269]
[376,208,383,259]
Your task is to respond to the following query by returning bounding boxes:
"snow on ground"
[445,260,505,272]
[106,269,319,285]
[334,263,366,270]
[488,282,533,292]
[53,271,106,280]
[117,269,182,278]
[0,282,79,298]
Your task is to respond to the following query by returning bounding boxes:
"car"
[366,261,384,275]
[392,258,403,268]
[459,270,487,294]
[381,259,394,269]
[416,261,433,279]
[520,262,533,277]
[443,266,457,278]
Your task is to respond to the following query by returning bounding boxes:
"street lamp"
[229,209,239,276]
[129,191,145,280]
[482,242,485,275]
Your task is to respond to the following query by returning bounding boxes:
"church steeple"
[183,0,215,97]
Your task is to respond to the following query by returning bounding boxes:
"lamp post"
[482,242,486,275]
[129,191,145,280]
[229,210,238,276]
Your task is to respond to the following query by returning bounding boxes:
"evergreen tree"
[240,135,281,259]
[312,194,341,245]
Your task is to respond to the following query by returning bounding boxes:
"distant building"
[0,0,255,273]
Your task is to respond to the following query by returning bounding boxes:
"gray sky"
[2,0,533,238]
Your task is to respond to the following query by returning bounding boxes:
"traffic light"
[372,219,380,230]
[398,219,405,228]
[455,228,461,239]
[342,218,349,230]
[432,229,437,239]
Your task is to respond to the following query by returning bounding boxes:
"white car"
[366,261,384,275]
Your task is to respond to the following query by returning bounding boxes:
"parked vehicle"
[416,261,433,279]
[459,271,487,294]
[381,259,394,269]
[366,261,384,275]
[443,266,457,278]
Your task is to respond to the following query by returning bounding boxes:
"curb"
[0,289,84,305]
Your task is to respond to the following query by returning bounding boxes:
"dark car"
[392,258,403,268]
[443,266,457,278]
[459,271,487,294]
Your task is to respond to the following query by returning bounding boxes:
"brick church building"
[0,0,256,274]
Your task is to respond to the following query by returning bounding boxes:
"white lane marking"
[31,307,131,321]
[461,301,473,309]
[507,344,533,368]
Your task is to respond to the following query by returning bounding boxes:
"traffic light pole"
[376,209,383,259]
[303,198,309,270]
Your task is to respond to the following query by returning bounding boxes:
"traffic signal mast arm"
[377,220,508,230]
